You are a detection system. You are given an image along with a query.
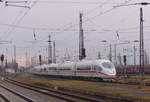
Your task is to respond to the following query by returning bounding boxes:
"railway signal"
[123,55,127,66]
[123,55,127,77]
[39,55,42,65]
[0,54,4,63]
[82,48,86,58]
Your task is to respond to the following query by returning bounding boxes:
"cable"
[49,0,111,35]
[100,8,139,33]
[1,22,150,33]
[2,0,39,40]
[83,0,109,17]
[58,7,117,35]
[54,0,134,35]
[1,0,30,39]
[1,6,26,38]
[0,0,136,42]
[82,0,134,31]
[34,0,117,5]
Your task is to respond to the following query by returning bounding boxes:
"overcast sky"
[0,0,150,66]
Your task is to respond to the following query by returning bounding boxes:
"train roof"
[47,63,58,67]
[34,64,48,69]
[33,59,113,69]
[77,59,111,64]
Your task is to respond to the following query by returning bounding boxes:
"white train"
[31,59,116,80]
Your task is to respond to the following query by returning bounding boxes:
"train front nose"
[108,67,116,74]
[101,61,116,77]
[108,69,116,75]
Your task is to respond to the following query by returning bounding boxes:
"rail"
[5,78,105,102]
[0,93,10,102]
[0,83,35,102]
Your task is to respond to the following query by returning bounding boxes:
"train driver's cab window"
[102,62,113,69]
[94,65,102,72]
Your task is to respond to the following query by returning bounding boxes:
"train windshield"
[102,62,113,69]
[93,65,102,72]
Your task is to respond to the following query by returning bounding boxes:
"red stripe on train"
[98,72,116,77]
[36,70,115,77]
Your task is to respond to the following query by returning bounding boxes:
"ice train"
[31,59,116,80]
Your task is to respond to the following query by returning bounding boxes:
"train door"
[73,62,77,77]
[91,64,95,78]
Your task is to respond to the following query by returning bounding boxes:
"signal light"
[0,54,4,63]
[123,55,126,66]
[82,48,86,58]
[39,55,42,65]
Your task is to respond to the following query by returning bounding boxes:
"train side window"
[49,67,57,70]
[57,68,60,70]
[59,66,72,70]
[57,68,62,70]
[63,67,72,70]
[77,65,91,70]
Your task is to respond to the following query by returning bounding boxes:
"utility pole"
[53,41,56,63]
[139,8,144,75]
[109,44,112,62]
[97,51,101,59]
[144,50,149,64]
[5,59,7,68]
[25,51,28,68]
[5,48,8,68]
[14,45,16,63]
[114,44,117,65]
[117,53,122,66]
[48,34,52,64]
[133,45,136,65]
[64,48,70,61]
[13,45,18,71]
[79,13,86,60]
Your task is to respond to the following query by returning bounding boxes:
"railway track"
[52,76,150,86]
[0,93,10,102]
[0,83,35,102]
[34,74,150,86]
[4,78,106,102]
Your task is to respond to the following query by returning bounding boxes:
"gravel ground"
[76,84,150,97]
[0,97,5,102]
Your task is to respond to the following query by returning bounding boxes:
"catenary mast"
[79,13,86,60]
[48,34,52,64]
